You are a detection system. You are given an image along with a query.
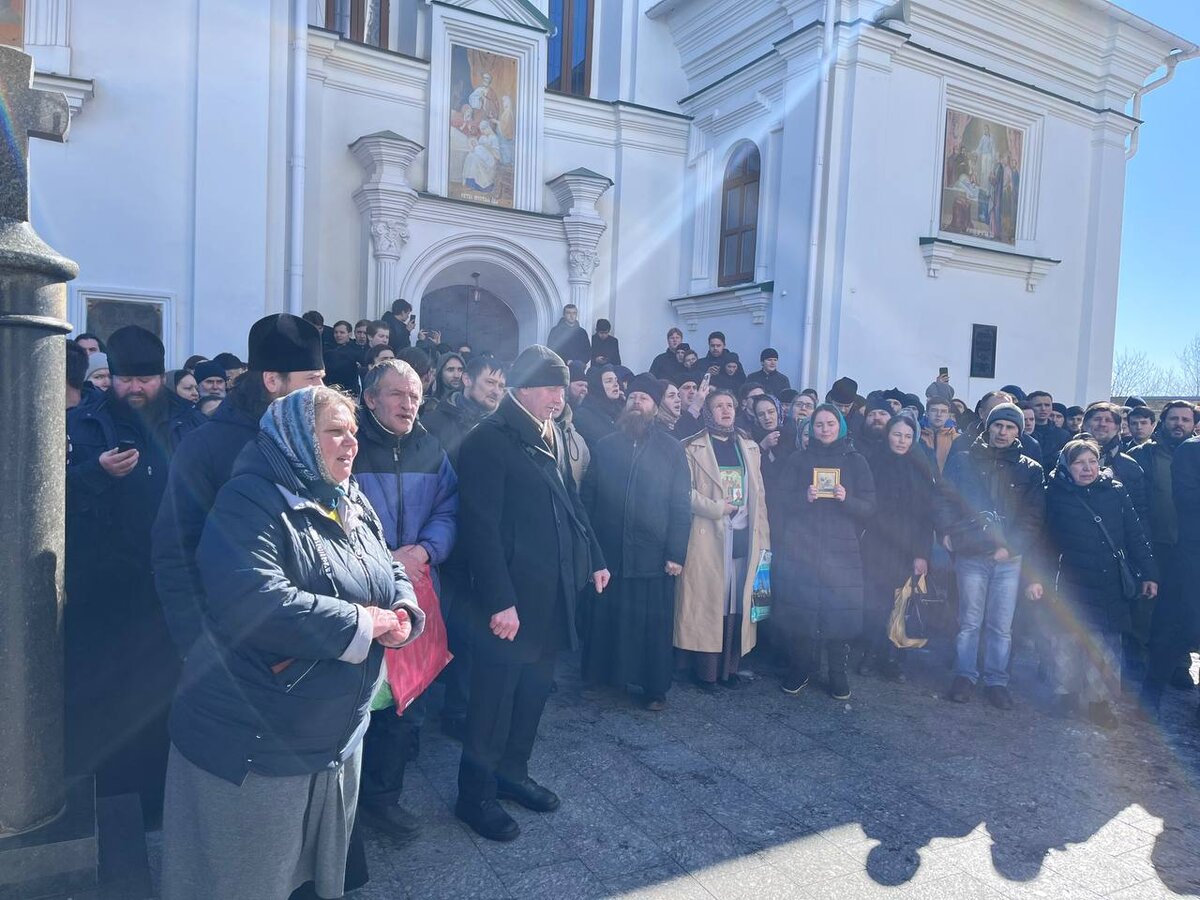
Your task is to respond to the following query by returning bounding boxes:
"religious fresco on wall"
[940,110,1023,245]
[0,0,24,48]
[448,44,517,208]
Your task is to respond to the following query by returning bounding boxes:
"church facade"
[27,0,1193,400]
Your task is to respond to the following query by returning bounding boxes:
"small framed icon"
[812,467,842,499]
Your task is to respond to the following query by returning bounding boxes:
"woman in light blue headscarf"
[162,386,424,900]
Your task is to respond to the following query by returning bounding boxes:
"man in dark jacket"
[455,346,608,842]
[546,303,591,364]
[700,331,736,374]
[1165,435,1200,718]
[1132,401,1198,713]
[354,359,458,839]
[153,314,326,657]
[1028,390,1070,472]
[649,328,686,381]
[382,298,415,351]
[1081,402,1150,523]
[951,390,1043,465]
[65,325,207,822]
[934,403,1045,710]
[746,348,791,397]
[422,355,506,467]
[580,374,691,710]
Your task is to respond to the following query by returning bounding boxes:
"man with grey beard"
[580,374,692,710]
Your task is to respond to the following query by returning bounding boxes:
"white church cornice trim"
[429,0,551,34]
[669,281,774,330]
[918,237,1060,293]
[307,26,429,109]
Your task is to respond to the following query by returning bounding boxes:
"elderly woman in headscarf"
[674,389,770,689]
[858,413,934,681]
[161,386,425,900]
[774,403,876,700]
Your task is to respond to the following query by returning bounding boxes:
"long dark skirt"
[582,576,676,700]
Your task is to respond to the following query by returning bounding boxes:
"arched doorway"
[420,283,519,360]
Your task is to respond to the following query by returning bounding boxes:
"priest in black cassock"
[580,374,692,710]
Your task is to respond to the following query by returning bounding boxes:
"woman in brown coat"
[674,390,770,688]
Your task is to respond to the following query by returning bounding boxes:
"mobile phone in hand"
[939,366,949,378]
[115,439,137,454]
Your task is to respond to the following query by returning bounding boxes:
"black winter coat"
[546,318,591,364]
[1033,469,1157,633]
[746,369,791,397]
[581,426,691,578]
[1174,437,1200,545]
[934,437,1045,559]
[170,436,422,785]
[650,350,684,381]
[457,395,605,664]
[1033,421,1071,472]
[951,422,1042,471]
[573,393,622,448]
[590,333,622,367]
[862,448,935,591]
[774,438,877,641]
[1097,436,1150,527]
[421,390,487,468]
[153,400,263,654]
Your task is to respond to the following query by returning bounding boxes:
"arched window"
[547,0,593,95]
[718,142,760,287]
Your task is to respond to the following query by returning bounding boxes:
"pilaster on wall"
[350,130,423,317]
[25,0,70,75]
[547,167,613,324]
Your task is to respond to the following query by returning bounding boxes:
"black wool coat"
[153,400,262,654]
[1175,437,1200,545]
[862,448,935,592]
[773,438,877,641]
[573,392,622,448]
[581,425,692,578]
[1033,469,1157,634]
[457,394,605,664]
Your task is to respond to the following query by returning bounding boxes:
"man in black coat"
[65,325,207,822]
[455,346,608,842]
[153,314,326,656]
[1081,402,1150,524]
[1166,436,1200,719]
[746,348,791,397]
[649,327,686,381]
[421,354,506,467]
[1028,390,1071,473]
[546,303,591,364]
[382,298,415,351]
[579,375,691,709]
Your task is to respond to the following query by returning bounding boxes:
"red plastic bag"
[384,571,452,712]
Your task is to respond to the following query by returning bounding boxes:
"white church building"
[25,0,1195,401]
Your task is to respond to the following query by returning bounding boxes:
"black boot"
[827,641,851,700]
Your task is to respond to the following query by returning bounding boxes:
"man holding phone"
[65,325,207,824]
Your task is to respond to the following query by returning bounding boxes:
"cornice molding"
[918,237,1059,293]
[669,281,775,329]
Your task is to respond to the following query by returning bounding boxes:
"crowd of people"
[60,304,1200,899]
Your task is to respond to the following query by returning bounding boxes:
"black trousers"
[1145,543,1199,697]
[360,705,420,809]
[457,648,557,803]
[439,567,472,721]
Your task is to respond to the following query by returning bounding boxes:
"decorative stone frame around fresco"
[425,4,545,213]
[931,81,1044,255]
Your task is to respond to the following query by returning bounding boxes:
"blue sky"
[1112,1,1200,358]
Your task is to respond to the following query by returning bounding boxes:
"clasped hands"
[365,605,411,648]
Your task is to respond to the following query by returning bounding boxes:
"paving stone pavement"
[351,646,1200,900]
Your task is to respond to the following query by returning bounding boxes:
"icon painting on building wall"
[940,110,1023,245]
[448,43,518,209]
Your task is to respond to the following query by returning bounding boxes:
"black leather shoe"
[359,801,421,840]
[984,685,1014,710]
[455,798,520,842]
[947,676,973,703]
[496,777,561,812]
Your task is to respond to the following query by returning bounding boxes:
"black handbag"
[1074,494,1140,601]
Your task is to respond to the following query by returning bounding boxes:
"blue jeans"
[954,555,1022,687]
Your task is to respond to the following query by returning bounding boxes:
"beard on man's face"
[113,384,167,421]
[618,407,653,439]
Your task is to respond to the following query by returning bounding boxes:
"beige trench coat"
[674,430,770,654]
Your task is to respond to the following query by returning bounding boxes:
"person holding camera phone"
[65,325,207,824]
